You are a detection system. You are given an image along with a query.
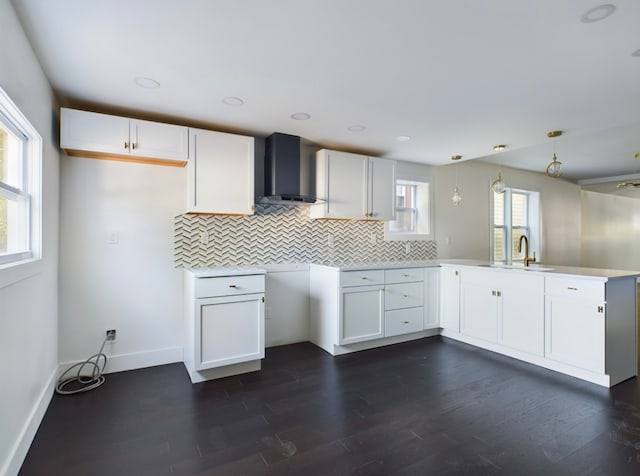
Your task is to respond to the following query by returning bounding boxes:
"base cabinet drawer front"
[385,282,424,311]
[339,285,384,344]
[195,275,265,298]
[196,293,265,370]
[340,270,385,287]
[545,295,605,373]
[545,276,605,301]
[385,307,424,337]
[385,268,424,284]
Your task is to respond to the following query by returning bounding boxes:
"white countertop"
[185,266,267,278]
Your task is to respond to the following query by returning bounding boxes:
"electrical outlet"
[405,242,411,254]
[200,230,209,244]
[370,233,377,244]
[106,329,117,343]
[107,231,119,244]
[327,234,334,247]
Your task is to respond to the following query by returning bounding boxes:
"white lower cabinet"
[184,269,265,383]
[340,284,385,344]
[545,276,605,373]
[309,265,440,355]
[440,266,461,332]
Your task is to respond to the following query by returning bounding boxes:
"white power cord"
[55,335,109,395]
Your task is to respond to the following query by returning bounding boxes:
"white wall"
[59,157,185,372]
[581,190,640,270]
[433,160,582,265]
[0,1,60,475]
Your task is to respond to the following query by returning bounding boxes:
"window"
[0,86,42,269]
[385,179,433,240]
[492,188,540,263]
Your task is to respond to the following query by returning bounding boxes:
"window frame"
[491,187,540,264]
[0,86,42,285]
[384,178,434,241]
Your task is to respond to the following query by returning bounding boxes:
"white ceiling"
[10,0,640,182]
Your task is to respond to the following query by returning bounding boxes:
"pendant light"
[490,145,507,193]
[451,155,462,206]
[546,131,563,178]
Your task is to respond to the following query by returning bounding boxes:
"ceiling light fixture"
[580,4,616,23]
[134,77,160,89]
[348,125,366,132]
[493,144,507,151]
[396,135,411,142]
[222,96,244,106]
[451,155,462,161]
[546,130,563,178]
[617,153,640,188]
[290,112,311,120]
[491,171,506,194]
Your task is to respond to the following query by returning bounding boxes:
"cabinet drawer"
[341,270,384,287]
[385,307,424,337]
[385,282,424,310]
[385,268,424,284]
[545,276,604,302]
[195,275,265,298]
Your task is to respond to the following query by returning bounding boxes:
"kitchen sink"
[478,264,554,272]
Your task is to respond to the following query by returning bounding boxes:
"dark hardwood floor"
[19,337,640,475]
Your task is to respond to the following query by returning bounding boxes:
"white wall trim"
[59,346,183,376]
[1,366,56,476]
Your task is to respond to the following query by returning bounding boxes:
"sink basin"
[478,264,554,272]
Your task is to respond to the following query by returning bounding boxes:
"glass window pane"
[0,125,23,189]
[493,192,504,226]
[0,195,28,254]
[512,193,528,227]
[390,209,416,233]
[493,227,506,262]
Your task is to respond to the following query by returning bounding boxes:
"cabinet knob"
[597,305,604,313]
[131,142,136,150]
[492,290,496,296]
[361,276,368,280]
[228,284,237,288]
[123,141,129,149]
[403,321,410,324]
[567,287,578,291]
[402,274,409,277]
[403,294,409,298]
[455,271,459,276]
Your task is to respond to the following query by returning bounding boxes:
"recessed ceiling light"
[222,96,244,106]
[632,48,640,57]
[348,125,366,132]
[396,135,411,142]
[493,144,507,151]
[580,4,616,23]
[451,155,462,161]
[134,77,160,89]
[290,112,311,120]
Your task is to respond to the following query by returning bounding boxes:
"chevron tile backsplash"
[174,204,437,267]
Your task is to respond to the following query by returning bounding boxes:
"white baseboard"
[2,366,57,476]
[59,346,183,376]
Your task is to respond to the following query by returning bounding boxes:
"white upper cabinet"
[60,107,188,165]
[186,128,255,215]
[311,149,395,220]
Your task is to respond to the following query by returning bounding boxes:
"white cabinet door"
[313,149,367,219]
[461,277,499,343]
[545,295,605,373]
[187,128,254,214]
[424,267,440,328]
[368,156,395,220]
[311,149,396,220]
[196,293,265,370]
[61,108,130,156]
[339,285,384,344]
[498,273,544,356]
[440,267,461,332]
[130,118,188,162]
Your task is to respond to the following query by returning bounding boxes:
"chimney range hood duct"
[262,132,317,204]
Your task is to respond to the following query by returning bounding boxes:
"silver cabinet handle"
[228,284,237,288]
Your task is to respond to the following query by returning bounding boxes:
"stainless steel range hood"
[261,132,317,205]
